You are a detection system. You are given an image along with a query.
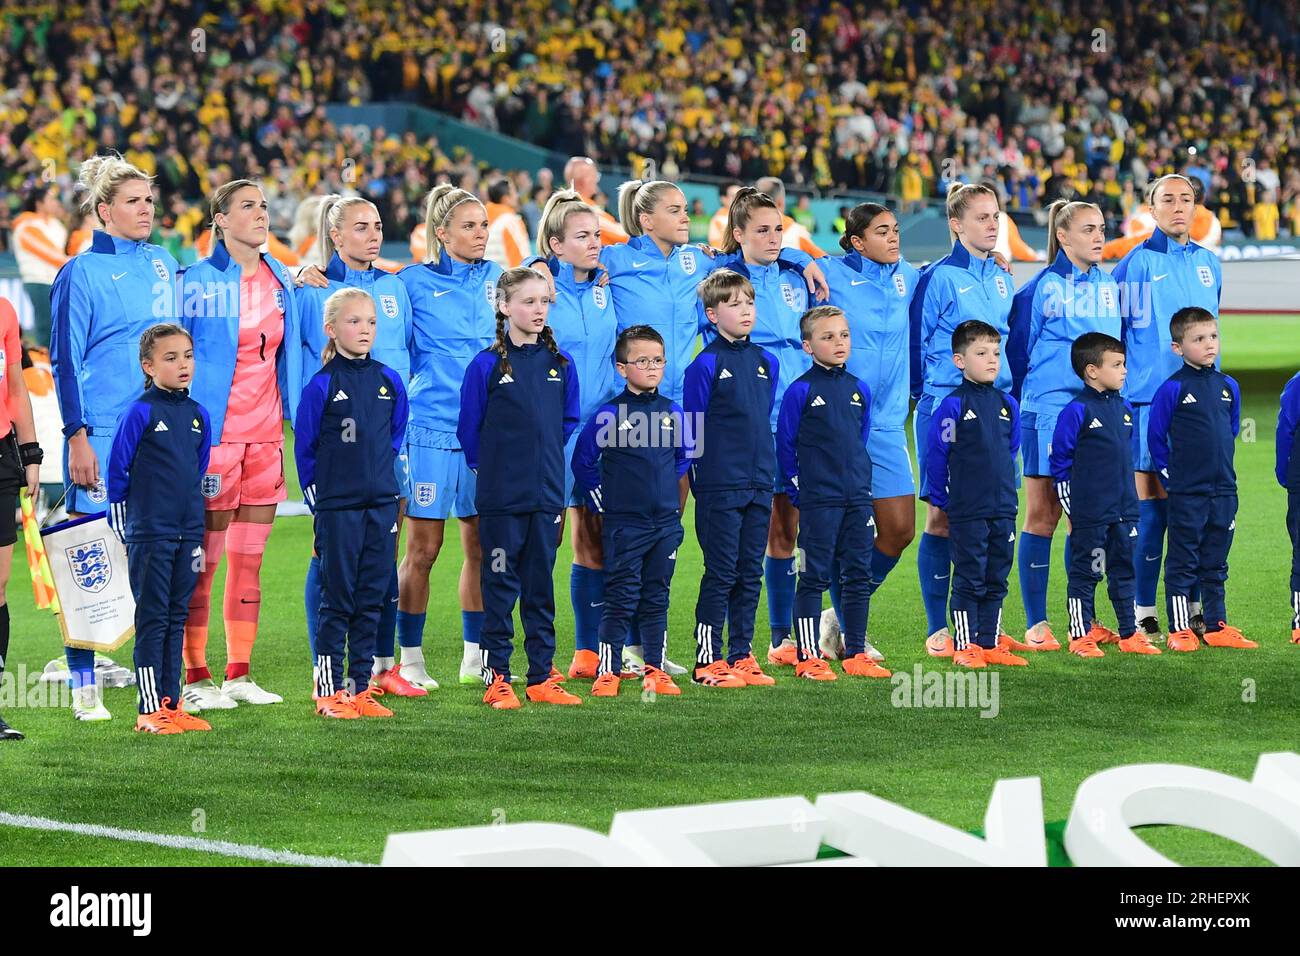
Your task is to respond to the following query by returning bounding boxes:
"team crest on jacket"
[67,539,111,594]
[379,294,399,318]
[679,251,697,276]
[894,274,907,296]
[1100,286,1116,309]
[484,280,497,307]
[273,288,286,312]
[994,275,1009,298]
[1197,265,1214,288]
[152,258,169,282]
[201,474,221,499]
[781,283,798,309]
[414,482,436,507]
[592,286,607,309]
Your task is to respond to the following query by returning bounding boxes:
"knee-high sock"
[867,547,901,596]
[183,527,227,683]
[222,520,272,680]
[917,532,951,635]
[304,555,321,660]
[396,610,425,651]
[462,610,483,646]
[570,564,603,653]
[765,555,796,647]
[1018,532,1052,627]
[1136,498,1167,612]
[375,563,399,659]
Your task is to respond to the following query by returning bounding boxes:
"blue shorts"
[914,396,937,500]
[869,427,916,500]
[1132,403,1155,472]
[1020,411,1058,479]
[406,427,477,520]
[62,427,113,515]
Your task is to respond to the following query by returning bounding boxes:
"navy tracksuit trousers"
[1165,492,1236,631]
[693,489,771,665]
[598,521,684,675]
[130,538,202,714]
[949,517,1015,650]
[478,511,563,686]
[793,503,874,661]
[1066,520,1137,639]
[314,502,398,697]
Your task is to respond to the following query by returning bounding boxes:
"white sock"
[1135,605,1157,622]
[373,656,395,674]
[461,641,479,663]
[399,646,425,667]
[1190,601,1203,617]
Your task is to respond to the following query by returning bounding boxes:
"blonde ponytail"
[617,179,680,237]
[1046,200,1099,263]
[421,184,482,263]
[318,194,379,266]
[77,153,152,226]
[945,182,998,245]
[537,187,597,258]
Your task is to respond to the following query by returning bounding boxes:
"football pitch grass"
[1,315,1297,866]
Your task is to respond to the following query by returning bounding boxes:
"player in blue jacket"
[531,189,620,680]
[1146,307,1255,652]
[106,324,213,734]
[50,154,180,721]
[809,203,921,661]
[1112,175,1223,641]
[925,320,1026,668]
[1276,370,1300,645]
[683,270,779,688]
[1048,333,1161,658]
[777,305,892,681]
[294,288,408,719]
[1006,200,1120,652]
[911,183,1014,658]
[458,268,582,709]
[176,180,300,712]
[296,195,422,698]
[572,326,694,698]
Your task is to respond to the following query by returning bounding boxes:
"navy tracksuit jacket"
[106,386,211,714]
[572,386,692,674]
[1050,386,1140,639]
[458,340,580,686]
[925,378,1021,649]
[683,335,779,664]
[776,362,875,661]
[1277,372,1300,628]
[295,355,408,697]
[1147,361,1241,631]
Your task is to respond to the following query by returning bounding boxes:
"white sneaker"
[622,645,646,677]
[819,608,844,659]
[72,686,111,721]
[861,639,885,662]
[182,678,238,712]
[221,676,283,705]
[661,657,688,676]
[399,661,440,691]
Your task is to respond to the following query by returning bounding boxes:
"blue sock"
[462,609,484,645]
[829,559,844,630]
[865,548,901,597]
[1017,532,1052,626]
[1136,498,1168,610]
[765,555,796,647]
[304,555,321,659]
[570,564,603,653]
[65,646,96,689]
[376,563,398,659]
[917,532,951,635]
[396,610,425,650]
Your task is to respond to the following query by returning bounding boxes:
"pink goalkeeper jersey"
[221,261,285,443]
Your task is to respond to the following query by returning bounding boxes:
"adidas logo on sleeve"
[963,409,977,421]
[1088,417,1103,429]
[153,421,168,432]
[332,390,349,402]
[498,374,514,384]
[810,395,826,407]
[1181,393,1197,404]
[718,368,733,379]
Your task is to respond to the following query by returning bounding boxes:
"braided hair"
[491,266,570,378]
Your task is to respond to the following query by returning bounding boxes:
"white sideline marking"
[0,811,373,867]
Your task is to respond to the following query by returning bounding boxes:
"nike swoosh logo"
[632,260,649,268]
[1152,274,1168,281]
[112,272,127,281]
[851,279,869,286]
[433,290,452,297]
[787,568,798,575]
[1145,555,1160,561]
[589,601,604,607]
[933,574,950,580]
[202,292,220,299]
[957,285,973,294]
[1030,562,1050,569]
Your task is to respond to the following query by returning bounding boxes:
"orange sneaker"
[926,628,955,658]
[591,672,622,697]
[982,644,1028,666]
[166,702,211,731]
[1292,628,1300,645]
[483,676,521,710]
[794,657,837,681]
[998,632,1034,652]
[353,686,395,717]
[1203,623,1258,649]
[1166,629,1200,652]
[729,655,776,686]
[766,640,798,666]
[952,646,986,668]
[316,691,361,718]
[1068,636,1104,658]
[642,665,681,696]
[567,649,599,679]
[1117,633,1162,655]
[526,676,583,705]
[373,667,428,697]
[1023,622,1061,651]
[1092,623,1122,645]
[135,708,183,734]
[692,660,746,688]
[841,654,892,678]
